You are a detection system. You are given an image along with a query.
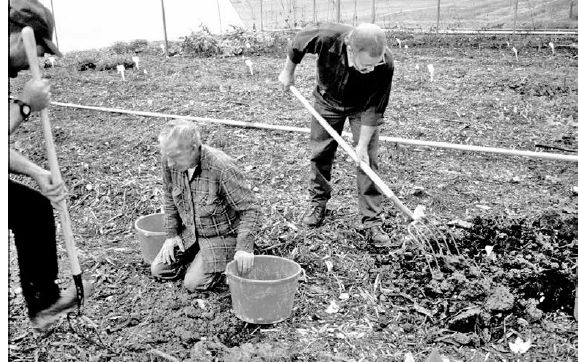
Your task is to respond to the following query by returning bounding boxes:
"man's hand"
[158,236,185,264]
[21,79,51,112]
[354,144,369,167]
[234,250,254,275]
[32,169,66,205]
[278,69,295,91]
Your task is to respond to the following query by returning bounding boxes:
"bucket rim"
[134,212,167,236]
[225,255,302,284]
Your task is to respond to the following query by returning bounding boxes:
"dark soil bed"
[8,36,577,361]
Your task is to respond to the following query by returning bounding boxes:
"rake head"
[407,214,462,279]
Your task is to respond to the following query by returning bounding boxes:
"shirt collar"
[190,145,206,179]
[173,145,204,181]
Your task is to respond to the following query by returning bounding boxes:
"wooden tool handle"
[21,27,82,276]
[290,86,415,220]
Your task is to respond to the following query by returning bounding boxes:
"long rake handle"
[22,28,83,280]
[290,86,415,221]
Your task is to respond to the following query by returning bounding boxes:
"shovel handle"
[21,27,82,277]
[289,86,415,221]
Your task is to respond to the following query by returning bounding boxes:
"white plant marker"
[245,58,254,75]
[415,64,420,71]
[395,38,402,48]
[160,43,166,55]
[117,64,125,81]
[413,205,426,219]
[427,64,434,82]
[245,42,251,49]
[512,47,518,62]
[48,56,56,67]
[132,56,140,70]
[325,300,340,314]
[143,69,148,75]
[404,44,408,49]
[147,99,153,106]
[548,42,555,55]
[509,337,532,354]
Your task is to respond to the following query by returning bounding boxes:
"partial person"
[278,22,395,245]
[9,0,92,332]
[152,120,260,291]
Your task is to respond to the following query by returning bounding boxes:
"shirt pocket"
[197,192,227,218]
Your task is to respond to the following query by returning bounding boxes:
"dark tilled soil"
[8,36,578,361]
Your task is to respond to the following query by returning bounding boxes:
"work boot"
[367,226,392,247]
[31,281,94,333]
[303,205,326,227]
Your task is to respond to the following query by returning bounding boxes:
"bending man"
[278,23,395,245]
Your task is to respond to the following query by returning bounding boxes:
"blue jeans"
[309,97,383,227]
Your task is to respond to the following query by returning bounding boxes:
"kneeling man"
[152,120,260,291]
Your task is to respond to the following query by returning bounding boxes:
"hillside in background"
[230,0,578,30]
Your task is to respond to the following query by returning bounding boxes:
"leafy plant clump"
[111,39,150,54]
[181,25,291,57]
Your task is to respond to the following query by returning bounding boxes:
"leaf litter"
[8,34,578,361]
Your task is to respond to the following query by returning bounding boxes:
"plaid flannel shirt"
[162,145,260,273]
[288,23,394,126]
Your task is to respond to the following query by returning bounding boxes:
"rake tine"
[408,225,436,277]
[427,218,448,251]
[409,222,441,271]
[423,216,462,257]
[447,230,462,256]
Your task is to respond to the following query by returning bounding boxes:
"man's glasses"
[348,47,386,72]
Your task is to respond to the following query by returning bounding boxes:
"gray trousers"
[309,98,383,227]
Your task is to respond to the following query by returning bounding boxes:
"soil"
[8,34,578,361]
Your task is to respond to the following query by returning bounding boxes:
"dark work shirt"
[288,23,394,126]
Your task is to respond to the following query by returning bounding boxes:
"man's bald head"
[347,23,386,58]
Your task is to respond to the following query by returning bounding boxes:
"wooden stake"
[260,0,264,31]
[160,0,169,57]
[313,0,317,23]
[372,0,376,23]
[436,0,441,33]
[49,0,59,49]
[216,0,223,34]
[513,0,519,35]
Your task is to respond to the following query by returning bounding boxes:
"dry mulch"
[8,36,577,361]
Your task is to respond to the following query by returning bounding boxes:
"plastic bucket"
[225,255,301,324]
[134,213,166,264]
